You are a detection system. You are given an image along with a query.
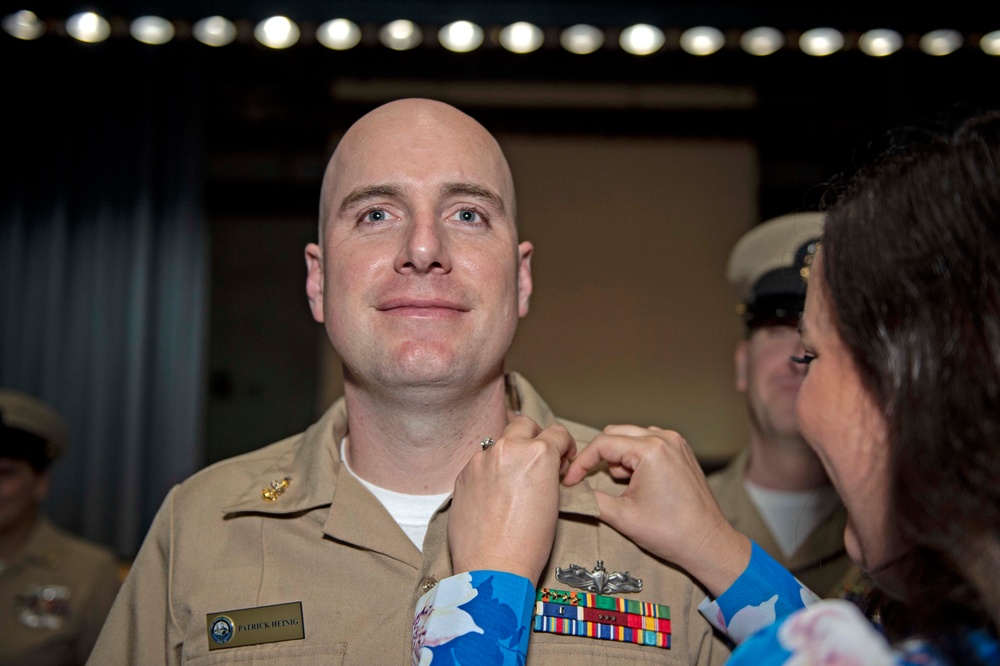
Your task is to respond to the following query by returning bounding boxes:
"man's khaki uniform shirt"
[91,373,728,665]
[708,448,859,598]
[1,517,120,666]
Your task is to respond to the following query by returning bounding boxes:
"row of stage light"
[5,9,1000,58]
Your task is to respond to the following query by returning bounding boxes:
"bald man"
[91,100,728,665]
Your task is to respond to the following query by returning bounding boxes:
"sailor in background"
[708,213,858,597]
[0,389,120,666]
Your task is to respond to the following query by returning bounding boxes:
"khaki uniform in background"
[708,449,859,598]
[91,373,729,665]
[1,518,120,666]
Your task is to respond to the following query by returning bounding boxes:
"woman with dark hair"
[560,110,1000,663]
[417,110,1000,665]
[809,109,1000,653]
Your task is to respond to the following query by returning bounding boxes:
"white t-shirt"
[743,480,840,558]
[339,439,450,552]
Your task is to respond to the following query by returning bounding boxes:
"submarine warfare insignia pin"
[555,560,642,594]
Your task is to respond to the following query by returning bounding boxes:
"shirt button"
[420,578,437,592]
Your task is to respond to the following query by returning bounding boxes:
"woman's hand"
[449,416,577,584]
[563,424,750,597]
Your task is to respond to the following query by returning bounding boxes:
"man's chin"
[374,350,467,389]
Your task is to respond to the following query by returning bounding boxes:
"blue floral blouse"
[700,542,999,665]
[413,543,999,665]
[412,570,535,666]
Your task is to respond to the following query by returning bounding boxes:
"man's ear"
[305,243,325,323]
[516,241,533,318]
[734,339,749,393]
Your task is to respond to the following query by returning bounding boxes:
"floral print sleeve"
[694,541,979,666]
[412,571,534,666]
[697,541,821,644]
[728,599,898,665]
[730,602,1000,666]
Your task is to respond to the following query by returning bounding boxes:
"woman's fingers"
[449,417,578,583]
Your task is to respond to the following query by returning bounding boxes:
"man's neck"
[342,373,511,494]
[744,431,830,491]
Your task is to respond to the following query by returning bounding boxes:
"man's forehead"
[324,100,514,207]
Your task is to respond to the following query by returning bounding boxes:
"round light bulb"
[620,24,665,56]
[859,29,902,57]
[255,16,299,49]
[740,26,784,55]
[919,29,962,56]
[499,22,544,54]
[379,20,422,50]
[66,11,110,43]
[193,16,237,47]
[317,19,361,50]
[980,30,1000,56]
[439,20,483,53]
[799,28,844,56]
[680,26,724,55]
[2,10,45,40]
[560,24,604,54]
[130,16,174,45]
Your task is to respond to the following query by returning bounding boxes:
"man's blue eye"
[457,209,479,223]
[365,210,387,222]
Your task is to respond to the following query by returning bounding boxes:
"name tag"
[206,601,305,650]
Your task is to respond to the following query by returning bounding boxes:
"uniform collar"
[222,399,347,515]
[221,372,599,519]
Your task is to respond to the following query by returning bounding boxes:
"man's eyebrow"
[338,184,403,214]
[441,182,506,215]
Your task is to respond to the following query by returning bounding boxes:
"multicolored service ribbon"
[537,587,670,619]
[533,588,671,649]
[534,601,671,633]
[532,614,670,648]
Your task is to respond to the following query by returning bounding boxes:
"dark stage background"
[4,0,1000,556]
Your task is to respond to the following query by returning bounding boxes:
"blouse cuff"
[413,571,535,666]
[698,541,821,644]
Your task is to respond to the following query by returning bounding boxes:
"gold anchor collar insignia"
[261,476,291,502]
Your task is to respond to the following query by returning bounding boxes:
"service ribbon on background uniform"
[533,587,671,649]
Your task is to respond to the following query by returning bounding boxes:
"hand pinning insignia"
[261,477,291,502]
[555,560,643,594]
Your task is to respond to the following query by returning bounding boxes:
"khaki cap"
[726,212,824,326]
[0,389,68,463]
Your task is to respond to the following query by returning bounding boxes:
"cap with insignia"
[726,212,823,330]
[0,390,68,471]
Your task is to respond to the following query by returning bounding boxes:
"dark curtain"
[1,38,207,557]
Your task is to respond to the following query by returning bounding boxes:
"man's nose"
[395,212,450,274]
